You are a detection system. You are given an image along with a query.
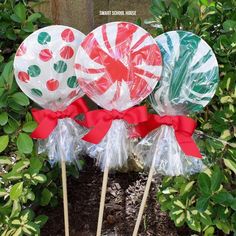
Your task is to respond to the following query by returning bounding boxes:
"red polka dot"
[46,79,59,91]
[39,49,53,62]
[61,29,75,42]
[16,44,26,56]
[18,71,30,82]
[60,46,74,59]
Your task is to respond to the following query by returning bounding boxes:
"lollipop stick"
[61,158,70,236]
[96,166,109,236]
[132,166,155,236]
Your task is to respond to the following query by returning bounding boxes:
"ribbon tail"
[31,117,58,139]
[175,132,202,158]
[82,119,113,144]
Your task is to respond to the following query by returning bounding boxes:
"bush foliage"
[145,0,236,234]
[0,1,62,235]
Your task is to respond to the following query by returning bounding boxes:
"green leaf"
[0,135,9,153]
[211,166,223,192]
[32,174,47,183]
[11,219,21,226]
[187,218,201,232]
[17,133,33,154]
[40,188,52,206]
[12,92,30,106]
[0,112,8,126]
[212,191,234,205]
[14,3,26,22]
[26,191,35,201]
[175,212,185,226]
[198,173,211,195]
[173,200,186,209]
[29,157,43,174]
[180,181,195,196]
[0,188,7,197]
[223,20,236,32]
[169,2,181,19]
[23,222,39,235]
[216,220,231,234]
[22,21,34,33]
[231,199,236,211]
[12,160,30,173]
[13,227,23,236]
[10,200,21,218]
[22,121,37,133]
[223,158,236,174]
[0,156,12,165]
[6,28,17,40]
[21,209,35,222]
[3,118,19,134]
[10,182,23,201]
[200,212,212,225]
[27,12,41,22]
[34,215,48,227]
[196,196,209,212]
[10,14,22,23]
[204,226,215,236]
[1,60,13,86]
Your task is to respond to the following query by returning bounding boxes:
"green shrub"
[146,0,236,234]
[0,1,62,235]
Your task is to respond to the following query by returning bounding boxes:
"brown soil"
[39,157,193,236]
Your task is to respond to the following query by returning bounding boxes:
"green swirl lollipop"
[150,30,219,115]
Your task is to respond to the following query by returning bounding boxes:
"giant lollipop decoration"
[75,22,162,235]
[133,30,219,235]
[14,25,87,236]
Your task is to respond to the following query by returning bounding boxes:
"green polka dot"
[28,65,41,77]
[38,32,51,45]
[67,76,78,88]
[53,60,67,73]
[31,88,42,97]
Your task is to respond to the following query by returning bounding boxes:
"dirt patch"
[39,157,193,236]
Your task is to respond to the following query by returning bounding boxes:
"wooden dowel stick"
[96,166,109,236]
[61,159,70,236]
[132,166,155,236]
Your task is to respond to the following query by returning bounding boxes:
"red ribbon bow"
[135,114,202,158]
[82,106,149,144]
[31,98,88,139]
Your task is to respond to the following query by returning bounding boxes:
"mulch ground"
[39,157,193,236]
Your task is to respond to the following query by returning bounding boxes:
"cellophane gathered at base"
[38,118,87,168]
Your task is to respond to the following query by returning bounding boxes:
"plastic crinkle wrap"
[14,25,87,166]
[135,30,219,176]
[75,22,162,170]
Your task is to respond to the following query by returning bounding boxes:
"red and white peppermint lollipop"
[75,22,162,111]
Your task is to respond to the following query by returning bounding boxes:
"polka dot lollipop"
[14,25,87,235]
[14,25,86,110]
[75,21,162,111]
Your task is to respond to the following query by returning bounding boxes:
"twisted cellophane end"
[134,125,206,176]
[85,120,133,171]
[37,118,88,169]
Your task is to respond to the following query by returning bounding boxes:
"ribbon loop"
[135,114,202,158]
[31,98,88,139]
[82,106,148,144]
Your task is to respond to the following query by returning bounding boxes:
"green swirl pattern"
[149,30,219,115]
